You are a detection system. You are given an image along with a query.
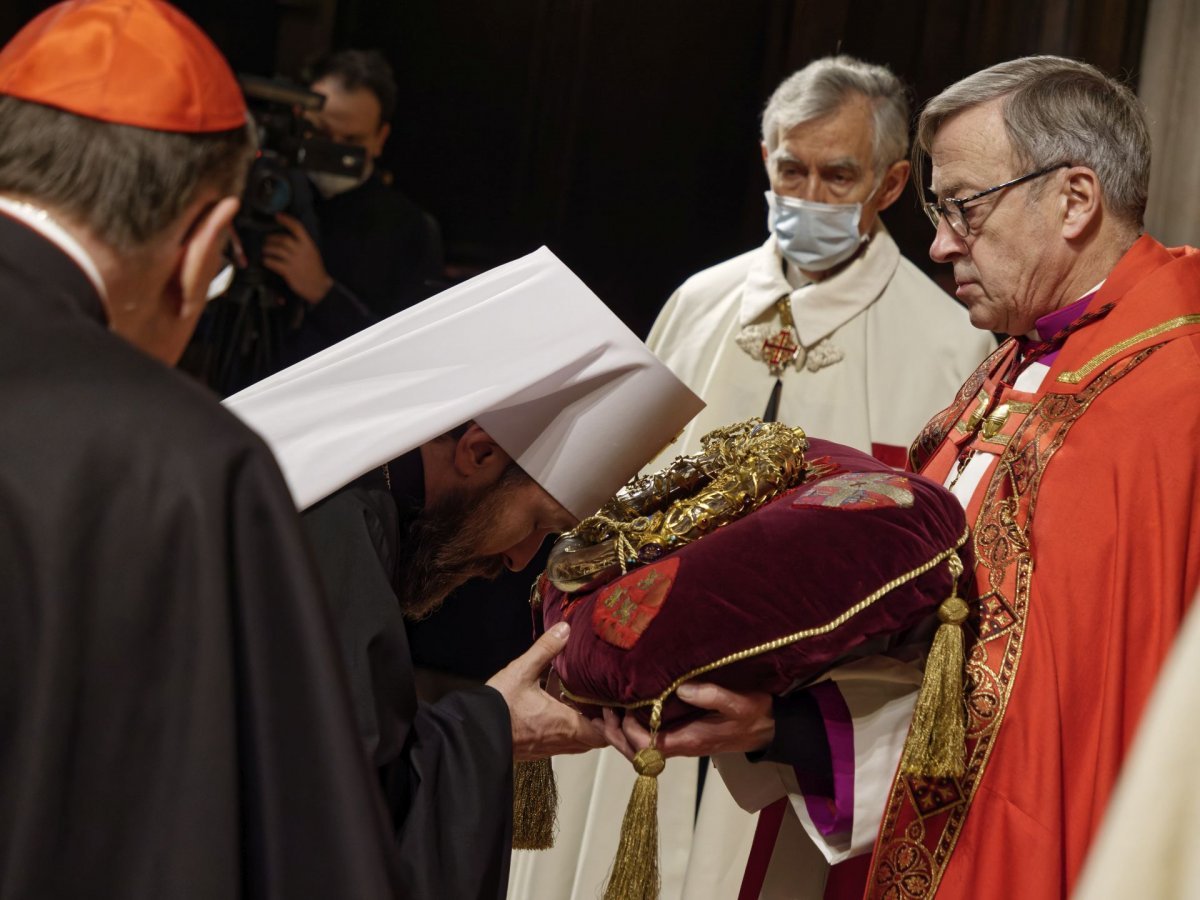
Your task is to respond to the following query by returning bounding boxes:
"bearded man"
[225,247,702,899]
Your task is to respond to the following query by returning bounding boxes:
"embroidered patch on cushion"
[792,472,915,510]
[592,557,681,649]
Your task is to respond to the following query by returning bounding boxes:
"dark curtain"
[1,0,1149,333]
[332,0,1149,338]
[4,1,280,76]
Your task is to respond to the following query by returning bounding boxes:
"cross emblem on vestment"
[762,328,799,375]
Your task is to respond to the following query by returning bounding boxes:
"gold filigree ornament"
[545,419,814,593]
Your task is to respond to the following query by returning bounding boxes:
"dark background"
[1,0,1152,676]
[2,0,1150,338]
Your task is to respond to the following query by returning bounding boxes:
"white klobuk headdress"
[224,247,703,518]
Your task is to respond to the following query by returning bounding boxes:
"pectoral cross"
[762,297,800,376]
[762,329,799,374]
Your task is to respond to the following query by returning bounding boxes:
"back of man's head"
[762,55,910,172]
[307,49,397,124]
[0,0,254,255]
[915,55,1150,231]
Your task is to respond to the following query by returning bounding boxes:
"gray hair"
[914,55,1150,227]
[0,96,255,253]
[761,55,911,171]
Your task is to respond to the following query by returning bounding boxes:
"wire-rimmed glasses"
[923,163,1070,237]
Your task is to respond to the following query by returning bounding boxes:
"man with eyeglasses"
[508,56,994,900]
[859,55,1200,899]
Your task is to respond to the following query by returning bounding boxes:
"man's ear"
[452,422,512,484]
[176,196,240,320]
[874,159,910,213]
[1060,166,1102,240]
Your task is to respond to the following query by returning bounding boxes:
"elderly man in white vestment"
[507,56,994,900]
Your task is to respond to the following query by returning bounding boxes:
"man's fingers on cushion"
[677,682,731,712]
[516,625,569,679]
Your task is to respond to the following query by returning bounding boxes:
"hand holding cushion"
[605,682,775,760]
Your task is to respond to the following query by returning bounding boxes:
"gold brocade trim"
[867,343,1165,899]
[558,528,970,713]
[1056,315,1200,383]
[912,341,1013,472]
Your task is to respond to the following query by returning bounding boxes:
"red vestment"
[866,236,1200,898]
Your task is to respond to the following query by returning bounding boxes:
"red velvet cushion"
[538,438,969,728]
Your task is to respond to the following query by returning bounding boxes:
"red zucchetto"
[0,0,246,133]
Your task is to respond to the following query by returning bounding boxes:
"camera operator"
[266,49,443,364]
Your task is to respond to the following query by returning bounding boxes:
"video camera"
[185,76,369,396]
[237,74,368,242]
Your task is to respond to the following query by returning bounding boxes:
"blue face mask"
[765,190,872,273]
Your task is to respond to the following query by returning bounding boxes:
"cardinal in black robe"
[0,210,400,896]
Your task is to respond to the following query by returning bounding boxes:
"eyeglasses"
[923,163,1070,237]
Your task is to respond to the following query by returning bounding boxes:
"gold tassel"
[511,758,558,850]
[900,553,969,778]
[604,703,666,900]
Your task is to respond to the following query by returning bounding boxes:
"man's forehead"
[928,101,1012,194]
[774,98,875,166]
[309,77,382,130]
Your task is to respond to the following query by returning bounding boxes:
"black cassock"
[0,214,399,898]
[302,459,514,900]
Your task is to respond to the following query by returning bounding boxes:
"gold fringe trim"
[899,554,968,777]
[560,528,971,714]
[511,758,558,850]
[1056,314,1200,383]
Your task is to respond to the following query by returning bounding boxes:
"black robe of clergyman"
[302,456,514,900]
[0,212,399,898]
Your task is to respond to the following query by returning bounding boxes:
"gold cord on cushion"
[547,420,811,592]
[511,758,558,850]
[558,529,970,715]
[899,553,969,777]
